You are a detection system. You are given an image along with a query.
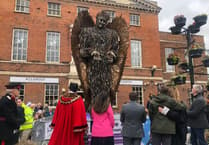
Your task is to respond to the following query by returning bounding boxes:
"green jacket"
[20,103,34,131]
[149,94,184,134]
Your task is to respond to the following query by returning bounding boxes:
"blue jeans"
[191,128,208,145]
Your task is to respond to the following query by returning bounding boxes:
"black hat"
[69,82,78,93]
[5,83,22,90]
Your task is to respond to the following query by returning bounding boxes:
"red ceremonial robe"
[48,95,87,145]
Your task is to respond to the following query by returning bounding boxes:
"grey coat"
[187,94,209,129]
[120,101,146,138]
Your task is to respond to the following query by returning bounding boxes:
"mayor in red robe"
[48,83,87,145]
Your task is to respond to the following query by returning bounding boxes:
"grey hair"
[193,84,203,94]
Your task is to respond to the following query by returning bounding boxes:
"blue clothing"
[141,117,151,145]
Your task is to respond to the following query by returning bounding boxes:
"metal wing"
[71,11,94,106]
[107,16,129,103]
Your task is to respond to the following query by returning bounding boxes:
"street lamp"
[169,14,207,101]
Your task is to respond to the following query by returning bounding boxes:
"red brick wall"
[0,0,162,109]
[160,32,207,107]
[0,1,206,112]
[160,32,207,81]
[0,0,161,68]
[0,76,10,97]
[24,83,44,104]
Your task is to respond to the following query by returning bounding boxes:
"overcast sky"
[154,0,209,49]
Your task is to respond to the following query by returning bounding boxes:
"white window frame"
[12,29,28,61]
[105,10,115,23]
[165,48,175,72]
[130,14,140,26]
[48,2,61,16]
[19,84,25,100]
[77,6,89,14]
[46,32,60,63]
[112,92,118,108]
[15,0,30,13]
[131,40,142,67]
[45,84,59,107]
[132,85,144,105]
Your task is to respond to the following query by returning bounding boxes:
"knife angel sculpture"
[71,10,129,113]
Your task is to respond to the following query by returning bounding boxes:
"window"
[130,14,140,26]
[19,85,25,100]
[165,48,175,72]
[132,85,143,105]
[77,7,88,14]
[15,0,30,13]
[131,40,142,67]
[206,50,209,55]
[46,32,60,63]
[12,29,28,61]
[45,84,59,107]
[48,2,61,16]
[112,92,118,108]
[105,10,115,23]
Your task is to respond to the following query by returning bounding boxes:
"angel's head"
[96,11,110,29]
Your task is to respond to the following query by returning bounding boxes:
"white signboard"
[120,80,143,85]
[10,77,59,83]
[45,121,53,140]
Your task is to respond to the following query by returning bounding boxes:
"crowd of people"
[147,83,209,145]
[0,83,54,145]
[0,82,209,145]
[48,82,209,145]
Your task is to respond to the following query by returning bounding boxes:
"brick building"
[160,32,207,105]
[0,0,207,112]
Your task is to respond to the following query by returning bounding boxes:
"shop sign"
[10,76,59,83]
[120,80,143,85]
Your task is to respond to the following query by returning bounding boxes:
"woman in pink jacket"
[91,99,115,145]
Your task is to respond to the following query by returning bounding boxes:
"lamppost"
[169,14,207,101]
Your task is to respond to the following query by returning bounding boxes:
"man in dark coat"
[0,83,21,145]
[13,98,25,144]
[187,84,209,145]
[205,95,209,123]
[120,92,147,145]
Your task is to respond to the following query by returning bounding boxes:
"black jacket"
[166,108,187,145]
[13,106,25,144]
[0,94,19,140]
[205,103,209,123]
[16,106,25,126]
